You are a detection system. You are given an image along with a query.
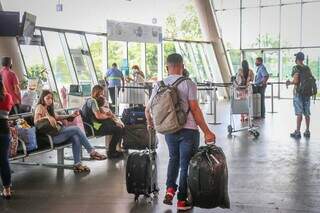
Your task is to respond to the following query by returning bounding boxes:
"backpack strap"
[172,76,189,87]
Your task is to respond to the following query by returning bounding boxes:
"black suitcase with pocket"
[126,129,159,202]
[122,124,158,150]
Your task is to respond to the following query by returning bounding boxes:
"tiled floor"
[1,99,320,213]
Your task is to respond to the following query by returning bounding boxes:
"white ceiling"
[1,0,189,32]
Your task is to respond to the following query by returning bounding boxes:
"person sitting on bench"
[34,90,106,173]
[82,85,124,159]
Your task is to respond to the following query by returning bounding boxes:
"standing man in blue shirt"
[106,63,125,109]
[254,57,269,118]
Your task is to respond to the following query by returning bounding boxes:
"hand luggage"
[17,127,37,152]
[122,124,158,150]
[250,93,261,118]
[126,129,159,202]
[188,144,230,209]
[121,106,146,125]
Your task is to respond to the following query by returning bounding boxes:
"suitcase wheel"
[144,195,153,204]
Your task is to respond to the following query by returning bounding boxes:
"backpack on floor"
[295,65,317,98]
[188,145,230,209]
[150,77,189,134]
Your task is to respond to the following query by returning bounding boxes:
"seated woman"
[34,90,106,173]
[82,85,124,159]
[236,60,254,122]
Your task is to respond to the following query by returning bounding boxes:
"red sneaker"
[177,200,193,211]
[163,187,176,205]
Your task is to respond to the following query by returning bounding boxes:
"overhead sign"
[107,20,162,43]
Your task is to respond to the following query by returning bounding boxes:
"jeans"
[0,134,11,187]
[108,87,121,107]
[165,129,200,201]
[95,119,124,154]
[53,126,94,165]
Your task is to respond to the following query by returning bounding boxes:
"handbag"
[62,115,85,134]
[35,119,62,136]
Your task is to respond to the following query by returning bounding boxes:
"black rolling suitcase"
[122,124,158,150]
[188,144,230,209]
[126,129,159,202]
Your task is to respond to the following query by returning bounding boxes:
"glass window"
[42,31,76,96]
[242,0,259,8]
[216,9,240,49]
[107,41,127,76]
[242,8,260,48]
[65,33,96,84]
[86,34,107,80]
[282,0,301,3]
[264,51,279,79]
[243,51,262,69]
[163,41,177,78]
[211,0,240,10]
[260,6,280,48]
[146,43,158,81]
[302,2,320,46]
[261,0,279,6]
[128,42,144,77]
[280,49,299,98]
[280,4,301,47]
[304,48,320,81]
[228,49,241,75]
[176,42,196,80]
[19,44,58,101]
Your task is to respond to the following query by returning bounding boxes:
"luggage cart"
[227,82,259,138]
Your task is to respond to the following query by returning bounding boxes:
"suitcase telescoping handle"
[148,127,154,151]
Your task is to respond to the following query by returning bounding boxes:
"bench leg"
[42,148,74,169]
[94,136,112,154]
[11,158,40,166]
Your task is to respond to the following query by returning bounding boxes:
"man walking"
[287,52,315,138]
[145,53,215,211]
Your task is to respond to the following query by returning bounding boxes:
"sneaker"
[177,200,193,211]
[290,130,301,139]
[163,187,176,205]
[303,130,311,138]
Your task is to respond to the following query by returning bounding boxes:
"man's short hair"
[167,53,183,65]
[112,63,117,67]
[256,57,263,63]
[1,57,12,67]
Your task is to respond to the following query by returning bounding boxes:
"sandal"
[90,151,107,160]
[1,187,11,200]
[73,164,91,173]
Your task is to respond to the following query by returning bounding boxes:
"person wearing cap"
[105,63,124,110]
[286,52,312,139]
[254,57,269,118]
[0,57,21,114]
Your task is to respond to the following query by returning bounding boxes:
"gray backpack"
[150,77,190,134]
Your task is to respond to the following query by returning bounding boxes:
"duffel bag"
[121,106,146,125]
[188,144,230,209]
[17,127,38,152]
